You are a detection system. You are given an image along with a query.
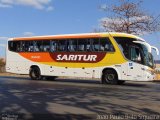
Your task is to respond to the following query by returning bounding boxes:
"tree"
[99,0,160,35]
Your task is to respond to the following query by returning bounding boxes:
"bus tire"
[29,67,42,80]
[102,69,118,85]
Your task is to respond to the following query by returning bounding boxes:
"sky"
[0,0,160,60]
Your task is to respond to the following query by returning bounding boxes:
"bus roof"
[10,32,145,41]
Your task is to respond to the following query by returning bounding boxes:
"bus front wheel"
[29,67,42,80]
[102,69,118,85]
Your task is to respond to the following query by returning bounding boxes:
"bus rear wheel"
[29,67,42,80]
[102,69,118,85]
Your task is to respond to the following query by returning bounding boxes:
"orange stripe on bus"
[19,52,55,62]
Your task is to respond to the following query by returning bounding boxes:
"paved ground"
[0,75,160,120]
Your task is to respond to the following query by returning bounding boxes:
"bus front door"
[127,46,144,80]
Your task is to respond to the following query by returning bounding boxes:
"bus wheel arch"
[29,65,42,80]
[101,68,119,85]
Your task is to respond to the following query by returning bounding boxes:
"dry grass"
[155,64,160,80]
[0,72,27,77]
[156,64,160,68]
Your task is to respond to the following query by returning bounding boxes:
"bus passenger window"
[34,41,43,52]
[43,41,50,52]
[20,41,25,52]
[16,43,21,52]
[8,41,20,52]
[58,40,67,51]
[77,40,86,51]
[86,39,92,51]
[28,41,34,52]
[68,39,77,52]
[92,38,99,51]
[24,41,31,52]
[99,38,114,52]
[51,41,58,52]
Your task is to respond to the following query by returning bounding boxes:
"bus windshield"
[114,37,154,68]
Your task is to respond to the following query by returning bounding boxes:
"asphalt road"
[0,75,160,120]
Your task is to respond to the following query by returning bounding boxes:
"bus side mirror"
[151,46,159,56]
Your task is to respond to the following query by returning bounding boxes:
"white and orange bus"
[6,32,159,84]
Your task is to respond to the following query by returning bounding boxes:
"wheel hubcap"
[107,74,114,81]
[32,70,39,78]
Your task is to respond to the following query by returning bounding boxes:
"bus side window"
[85,39,92,51]
[51,40,58,52]
[28,41,34,52]
[19,41,25,52]
[68,39,77,52]
[9,41,20,52]
[92,38,99,51]
[58,40,67,51]
[86,39,92,51]
[24,41,30,52]
[8,41,13,51]
[99,38,114,52]
[77,39,86,51]
[34,41,43,52]
[43,40,50,52]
